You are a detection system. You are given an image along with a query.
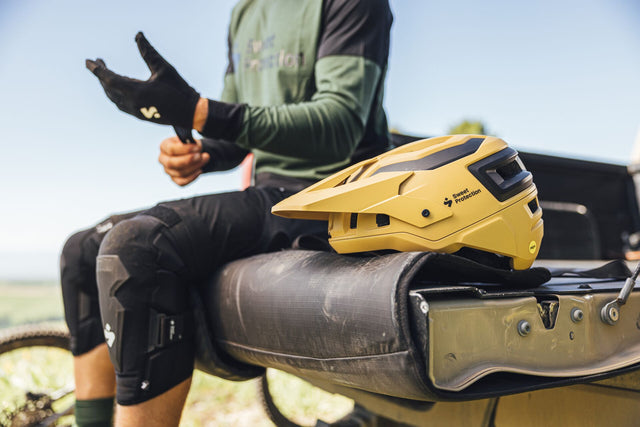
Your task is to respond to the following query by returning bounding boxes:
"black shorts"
[60,185,326,404]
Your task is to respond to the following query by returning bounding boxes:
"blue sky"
[0,0,638,279]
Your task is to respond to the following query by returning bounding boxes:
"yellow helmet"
[272,135,543,270]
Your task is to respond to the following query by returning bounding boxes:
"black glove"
[86,32,200,130]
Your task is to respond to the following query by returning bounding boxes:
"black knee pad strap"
[144,204,181,228]
[147,308,190,353]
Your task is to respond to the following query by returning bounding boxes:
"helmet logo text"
[448,188,482,206]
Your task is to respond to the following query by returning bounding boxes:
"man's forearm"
[195,56,381,164]
[193,97,209,133]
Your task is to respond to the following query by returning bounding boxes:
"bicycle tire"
[0,324,70,354]
[258,371,306,427]
[0,324,73,427]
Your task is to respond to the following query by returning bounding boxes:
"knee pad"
[60,214,138,356]
[97,209,195,405]
[60,229,104,355]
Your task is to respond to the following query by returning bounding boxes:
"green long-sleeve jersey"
[200,0,393,183]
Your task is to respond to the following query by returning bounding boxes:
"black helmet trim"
[468,147,533,202]
[372,137,485,175]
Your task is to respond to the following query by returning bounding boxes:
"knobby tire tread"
[0,324,70,355]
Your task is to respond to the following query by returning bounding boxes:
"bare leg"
[114,377,192,427]
[74,343,116,399]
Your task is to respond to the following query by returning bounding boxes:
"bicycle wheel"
[257,369,357,427]
[0,324,74,427]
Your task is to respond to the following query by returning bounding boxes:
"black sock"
[75,397,114,427]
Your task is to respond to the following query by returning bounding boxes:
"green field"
[0,281,353,426]
[0,281,65,328]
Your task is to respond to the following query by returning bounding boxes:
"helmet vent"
[350,213,358,229]
[334,177,349,187]
[496,159,523,181]
[348,162,374,183]
[528,198,539,214]
[376,214,390,227]
[468,148,533,202]
[373,137,485,175]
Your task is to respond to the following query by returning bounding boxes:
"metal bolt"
[601,302,620,325]
[517,320,531,336]
[419,300,429,314]
[570,308,584,323]
[421,209,430,218]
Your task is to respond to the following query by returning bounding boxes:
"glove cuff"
[175,90,201,130]
[200,99,246,141]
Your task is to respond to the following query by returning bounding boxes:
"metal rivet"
[569,331,575,340]
[419,301,429,314]
[141,380,150,390]
[517,320,531,336]
[570,308,584,323]
[421,209,430,218]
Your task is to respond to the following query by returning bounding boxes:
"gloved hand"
[86,32,200,130]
